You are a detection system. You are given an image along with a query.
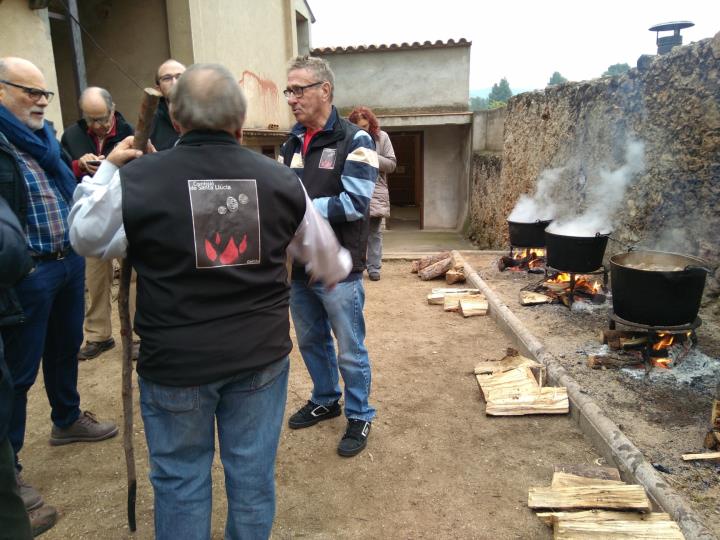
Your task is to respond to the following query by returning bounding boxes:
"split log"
[428,288,479,305]
[552,465,621,482]
[427,292,444,305]
[411,251,450,273]
[536,510,671,527]
[431,288,479,294]
[681,451,720,461]
[485,386,569,416]
[600,330,647,350]
[450,251,464,270]
[476,366,539,400]
[554,519,684,539]
[474,353,543,376]
[444,293,483,312]
[445,268,466,285]
[418,257,453,281]
[587,354,642,369]
[520,290,553,306]
[551,472,623,488]
[527,485,651,512]
[620,335,647,349]
[459,297,488,317]
[703,430,719,450]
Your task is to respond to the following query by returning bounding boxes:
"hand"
[107,136,143,167]
[79,153,101,174]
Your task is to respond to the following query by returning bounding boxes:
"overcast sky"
[308,0,719,92]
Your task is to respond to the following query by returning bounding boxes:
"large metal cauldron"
[610,250,709,326]
[507,219,552,248]
[545,231,609,273]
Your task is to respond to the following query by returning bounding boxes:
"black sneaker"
[78,338,115,361]
[288,400,341,429]
[337,419,371,457]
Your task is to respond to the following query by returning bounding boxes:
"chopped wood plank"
[551,472,624,488]
[474,354,542,376]
[445,268,466,285]
[681,451,720,461]
[414,252,451,273]
[431,287,479,294]
[486,386,569,416]
[418,257,453,280]
[476,366,539,400]
[459,297,488,317]
[427,292,445,305]
[536,510,671,527]
[552,465,621,482]
[443,293,478,312]
[554,519,684,539]
[528,485,651,512]
[520,290,553,306]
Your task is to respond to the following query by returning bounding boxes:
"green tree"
[547,71,568,86]
[469,96,489,111]
[488,78,512,104]
[487,100,507,110]
[602,63,630,77]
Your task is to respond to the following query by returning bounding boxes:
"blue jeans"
[139,357,289,540]
[1,252,84,468]
[290,279,375,422]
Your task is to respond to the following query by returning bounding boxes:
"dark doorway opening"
[387,131,423,230]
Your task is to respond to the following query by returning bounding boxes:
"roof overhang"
[377,112,473,128]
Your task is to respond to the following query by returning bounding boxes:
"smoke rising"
[546,139,645,237]
[507,167,564,223]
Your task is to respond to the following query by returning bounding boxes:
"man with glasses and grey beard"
[0,57,118,517]
[61,87,134,361]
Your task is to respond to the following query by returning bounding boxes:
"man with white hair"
[69,63,350,540]
[0,57,118,513]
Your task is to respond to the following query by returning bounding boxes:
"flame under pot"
[610,250,708,326]
[507,220,552,248]
[545,231,609,273]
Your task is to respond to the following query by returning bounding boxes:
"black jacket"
[61,111,134,176]
[121,130,306,386]
[149,98,179,151]
[0,195,33,439]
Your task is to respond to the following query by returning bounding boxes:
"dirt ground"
[19,260,604,539]
[464,252,720,536]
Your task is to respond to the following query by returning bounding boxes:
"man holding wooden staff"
[69,63,350,540]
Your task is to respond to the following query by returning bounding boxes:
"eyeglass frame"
[157,73,183,84]
[282,81,324,99]
[0,80,55,103]
[83,110,114,125]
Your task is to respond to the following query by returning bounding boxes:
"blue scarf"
[0,104,76,202]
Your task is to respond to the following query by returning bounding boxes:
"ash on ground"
[620,349,720,395]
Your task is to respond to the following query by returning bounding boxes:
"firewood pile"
[473,348,568,416]
[528,465,685,539]
[411,251,466,284]
[587,330,693,370]
[519,274,607,308]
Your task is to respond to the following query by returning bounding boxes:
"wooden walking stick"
[119,87,161,532]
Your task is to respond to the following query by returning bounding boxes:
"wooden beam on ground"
[551,473,623,488]
[528,485,652,512]
[681,451,720,461]
[459,296,488,317]
[554,519,684,539]
[486,386,569,416]
[411,252,450,273]
[536,510,671,527]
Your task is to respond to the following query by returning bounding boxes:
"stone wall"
[469,32,720,304]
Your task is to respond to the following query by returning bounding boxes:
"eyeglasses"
[0,80,55,103]
[84,112,113,125]
[283,81,323,99]
[158,73,183,84]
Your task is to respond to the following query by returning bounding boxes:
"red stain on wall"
[239,71,280,125]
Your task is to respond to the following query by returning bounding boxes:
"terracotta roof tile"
[311,37,471,55]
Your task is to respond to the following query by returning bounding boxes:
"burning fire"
[650,331,693,369]
[512,248,546,269]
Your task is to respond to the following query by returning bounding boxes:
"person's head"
[285,55,334,128]
[79,87,115,138]
[168,63,247,137]
[155,59,186,99]
[0,57,53,131]
[348,106,380,140]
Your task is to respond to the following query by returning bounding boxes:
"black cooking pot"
[610,250,709,326]
[507,219,552,248]
[545,231,609,273]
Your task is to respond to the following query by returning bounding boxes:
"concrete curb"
[454,251,716,540]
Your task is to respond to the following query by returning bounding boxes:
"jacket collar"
[290,106,339,139]
[176,130,239,147]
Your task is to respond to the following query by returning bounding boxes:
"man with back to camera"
[69,63,351,539]
[0,56,117,515]
[61,86,134,361]
[280,55,379,457]
[149,58,185,150]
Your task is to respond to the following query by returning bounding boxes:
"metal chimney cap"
[648,21,694,32]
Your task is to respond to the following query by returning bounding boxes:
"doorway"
[387,131,423,229]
